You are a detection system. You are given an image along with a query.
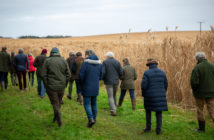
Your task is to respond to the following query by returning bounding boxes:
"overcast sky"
[0,0,213,38]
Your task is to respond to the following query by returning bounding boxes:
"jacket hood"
[85,54,101,64]
[28,56,33,60]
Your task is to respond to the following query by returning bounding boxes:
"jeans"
[0,72,8,85]
[106,85,118,113]
[83,96,97,120]
[28,71,35,86]
[146,110,162,132]
[119,89,135,100]
[17,71,27,90]
[37,75,46,97]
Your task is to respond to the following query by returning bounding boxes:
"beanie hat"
[51,47,60,55]
[146,58,158,66]
[42,49,47,54]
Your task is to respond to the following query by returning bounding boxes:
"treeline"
[18,35,72,39]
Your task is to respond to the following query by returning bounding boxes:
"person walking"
[141,58,168,135]
[118,58,137,110]
[41,47,71,127]
[66,51,76,100]
[0,47,11,91]
[10,52,18,86]
[79,50,102,128]
[14,48,29,91]
[102,52,123,116]
[33,49,47,98]
[28,53,36,87]
[72,52,84,105]
[190,52,214,133]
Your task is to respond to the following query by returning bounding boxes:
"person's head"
[76,52,82,57]
[41,49,47,54]
[85,50,95,58]
[69,51,75,57]
[146,58,158,67]
[106,52,114,59]
[11,51,15,56]
[2,47,7,52]
[195,52,206,61]
[18,48,24,54]
[28,53,33,57]
[50,47,60,56]
[123,58,130,66]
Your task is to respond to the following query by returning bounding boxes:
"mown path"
[0,86,214,140]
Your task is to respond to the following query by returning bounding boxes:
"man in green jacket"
[0,47,11,91]
[190,52,214,132]
[41,47,71,127]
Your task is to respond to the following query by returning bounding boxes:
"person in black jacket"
[102,52,123,116]
[141,58,168,135]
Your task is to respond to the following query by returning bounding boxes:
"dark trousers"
[119,89,135,100]
[28,71,35,86]
[17,71,27,90]
[68,79,82,97]
[83,96,97,120]
[0,72,8,86]
[47,89,65,114]
[146,110,162,132]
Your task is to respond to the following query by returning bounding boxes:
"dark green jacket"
[120,64,137,89]
[190,59,214,98]
[0,51,11,72]
[33,54,47,77]
[41,55,71,91]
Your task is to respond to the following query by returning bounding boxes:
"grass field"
[0,83,214,140]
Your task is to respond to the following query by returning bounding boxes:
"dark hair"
[2,47,7,51]
[123,58,130,65]
[85,50,95,56]
[76,52,82,56]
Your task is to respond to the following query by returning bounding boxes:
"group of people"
[0,46,213,135]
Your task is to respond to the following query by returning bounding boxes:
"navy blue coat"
[141,65,168,111]
[79,55,102,97]
[14,52,29,72]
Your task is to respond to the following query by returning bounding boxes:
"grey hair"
[195,52,206,60]
[106,51,114,58]
[69,51,75,56]
[18,48,24,53]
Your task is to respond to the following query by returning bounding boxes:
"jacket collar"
[149,65,157,69]
[85,59,101,64]
[197,59,207,64]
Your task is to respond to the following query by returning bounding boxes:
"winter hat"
[41,49,47,54]
[2,47,7,51]
[146,58,158,66]
[50,47,60,55]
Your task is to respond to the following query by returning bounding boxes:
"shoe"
[131,99,136,110]
[67,95,72,100]
[87,118,95,128]
[143,128,151,133]
[117,98,124,107]
[156,129,161,135]
[193,121,205,133]
[111,111,117,116]
[53,113,57,123]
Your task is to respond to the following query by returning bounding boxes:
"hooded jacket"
[0,50,11,72]
[79,55,102,97]
[33,54,47,77]
[28,56,36,72]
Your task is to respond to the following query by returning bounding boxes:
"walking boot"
[117,98,124,107]
[194,121,205,132]
[131,99,136,110]
[87,118,95,128]
[56,112,62,127]
[78,94,83,105]
[67,95,72,100]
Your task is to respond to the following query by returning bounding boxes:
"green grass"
[0,84,214,140]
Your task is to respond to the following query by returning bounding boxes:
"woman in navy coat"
[79,50,102,128]
[141,58,168,135]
